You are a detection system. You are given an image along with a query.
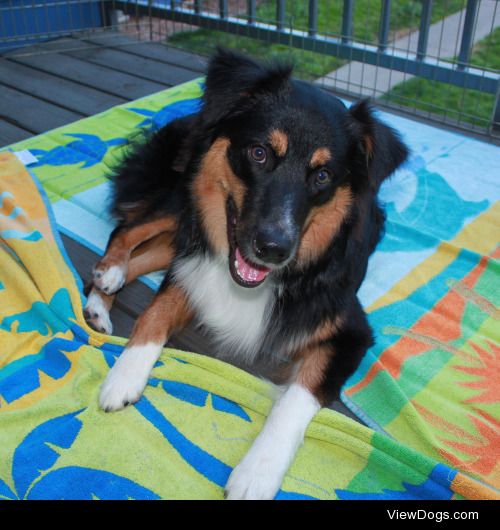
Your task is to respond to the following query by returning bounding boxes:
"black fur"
[107,48,409,403]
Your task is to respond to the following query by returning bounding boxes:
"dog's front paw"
[225,453,284,500]
[99,347,151,412]
[84,290,113,334]
[93,261,126,294]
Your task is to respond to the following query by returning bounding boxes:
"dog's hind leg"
[84,231,175,334]
[93,215,176,295]
[99,283,193,412]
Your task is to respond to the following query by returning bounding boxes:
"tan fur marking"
[296,343,332,396]
[269,129,288,157]
[269,316,342,386]
[96,216,177,272]
[298,186,353,264]
[192,137,246,254]
[119,217,176,252]
[125,232,174,283]
[310,147,332,168]
[129,285,193,346]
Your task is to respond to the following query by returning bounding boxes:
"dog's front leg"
[225,319,369,500]
[225,381,321,500]
[94,216,176,295]
[99,284,193,412]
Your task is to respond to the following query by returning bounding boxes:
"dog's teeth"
[234,260,239,269]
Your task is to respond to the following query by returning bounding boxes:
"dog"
[84,48,408,500]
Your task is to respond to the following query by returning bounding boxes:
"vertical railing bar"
[447,2,463,131]
[7,0,17,40]
[434,0,450,124]
[458,0,479,69]
[341,0,353,43]
[171,0,180,37]
[308,0,318,37]
[458,0,480,128]
[453,1,465,63]
[0,3,6,43]
[77,0,85,37]
[19,0,30,38]
[54,0,62,39]
[100,0,108,29]
[378,0,391,52]
[247,0,256,24]
[372,3,380,97]
[219,0,228,20]
[89,0,97,35]
[417,0,433,60]
[43,0,51,36]
[492,84,500,134]
[276,0,285,31]
[486,0,499,134]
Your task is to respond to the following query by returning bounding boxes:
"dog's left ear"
[349,99,409,189]
[202,48,293,127]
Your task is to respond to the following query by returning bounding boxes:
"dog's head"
[192,49,408,288]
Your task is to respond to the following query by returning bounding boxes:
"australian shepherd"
[84,49,408,500]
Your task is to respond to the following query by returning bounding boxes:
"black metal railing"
[1,0,499,137]
[109,0,500,135]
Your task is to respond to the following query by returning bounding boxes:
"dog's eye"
[249,145,267,164]
[315,169,331,188]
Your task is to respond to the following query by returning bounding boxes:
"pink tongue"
[235,247,270,283]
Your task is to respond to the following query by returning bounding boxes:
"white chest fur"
[173,254,275,362]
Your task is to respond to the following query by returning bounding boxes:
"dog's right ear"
[202,47,292,127]
[349,99,409,190]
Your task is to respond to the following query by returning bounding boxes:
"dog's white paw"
[225,452,284,500]
[84,290,113,334]
[99,343,161,412]
[225,383,319,500]
[93,263,126,294]
[99,360,148,412]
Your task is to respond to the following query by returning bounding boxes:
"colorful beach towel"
[2,78,499,499]
[2,151,490,500]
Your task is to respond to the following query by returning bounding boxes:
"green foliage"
[169,30,343,80]
[169,1,497,127]
[169,0,465,79]
[384,27,500,127]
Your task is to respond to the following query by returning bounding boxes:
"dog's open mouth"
[227,202,270,288]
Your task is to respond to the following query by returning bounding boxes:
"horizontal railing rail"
[1,0,499,135]
[109,0,500,129]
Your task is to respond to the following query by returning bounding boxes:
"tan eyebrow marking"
[310,147,332,167]
[268,129,288,157]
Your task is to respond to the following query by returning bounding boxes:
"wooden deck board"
[0,83,84,134]
[65,43,201,86]
[0,120,32,145]
[10,52,168,100]
[0,59,126,115]
[82,34,208,73]
[0,34,201,146]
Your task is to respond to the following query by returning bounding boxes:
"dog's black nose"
[253,227,294,265]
